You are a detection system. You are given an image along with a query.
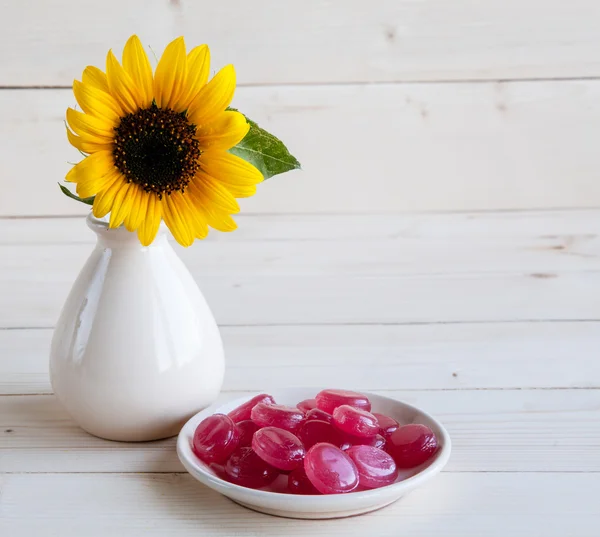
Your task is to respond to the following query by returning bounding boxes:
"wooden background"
[1,0,600,216]
[2,1,600,535]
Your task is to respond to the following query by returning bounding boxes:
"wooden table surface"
[2,209,600,536]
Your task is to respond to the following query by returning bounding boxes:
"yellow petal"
[93,173,128,218]
[82,66,110,93]
[65,151,114,184]
[154,37,188,111]
[137,194,162,246]
[201,151,262,198]
[162,192,194,247]
[108,181,135,228]
[73,80,122,124]
[173,44,210,111]
[196,111,249,151]
[66,127,113,154]
[122,35,153,108]
[124,187,149,232]
[66,107,115,140]
[106,50,142,114]
[191,170,240,213]
[184,186,237,232]
[76,168,120,199]
[187,64,236,125]
[178,191,209,239]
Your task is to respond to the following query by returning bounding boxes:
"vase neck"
[86,213,167,248]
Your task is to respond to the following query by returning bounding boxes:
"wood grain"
[3,0,600,86]
[2,472,599,536]
[2,322,600,395]
[1,212,599,328]
[3,81,600,216]
[2,390,600,473]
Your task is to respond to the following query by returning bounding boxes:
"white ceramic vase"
[50,213,225,441]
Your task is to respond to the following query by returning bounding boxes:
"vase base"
[78,418,188,443]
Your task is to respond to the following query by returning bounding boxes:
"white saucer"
[177,388,451,519]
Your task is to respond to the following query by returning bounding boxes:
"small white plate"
[177,388,451,519]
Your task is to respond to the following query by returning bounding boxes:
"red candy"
[306,408,333,424]
[388,424,438,468]
[224,447,279,488]
[340,433,386,451]
[316,389,371,414]
[304,443,359,494]
[373,413,400,437]
[193,414,239,464]
[228,393,275,424]
[252,427,305,471]
[333,405,379,438]
[346,445,398,489]
[251,403,305,432]
[297,419,340,450]
[297,398,317,414]
[236,420,259,447]
[288,466,320,495]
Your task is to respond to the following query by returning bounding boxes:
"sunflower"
[65,35,263,247]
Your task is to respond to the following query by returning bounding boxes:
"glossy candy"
[251,403,305,432]
[297,419,340,450]
[228,393,275,424]
[252,427,305,471]
[333,405,379,438]
[373,413,400,437]
[304,443,359,494]
[192,414,239,464]
[236,420,259,447]
[305,408,333,424]
[315,389,371,414]
[346,445,398,489]
[224,447,279,488]
[297,398,317,414]
[388,424,438,468]
[288,466,320,494]
[340,433,386,451]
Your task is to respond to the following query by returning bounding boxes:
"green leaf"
[58,183,95,206]
[228,114,301,179]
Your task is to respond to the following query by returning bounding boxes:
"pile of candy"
[192,389,438,494]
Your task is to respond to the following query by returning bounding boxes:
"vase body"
[50,214,225,441]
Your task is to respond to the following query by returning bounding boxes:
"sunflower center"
[112,103,200,198]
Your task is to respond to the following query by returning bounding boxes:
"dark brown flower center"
[112,103,200,198]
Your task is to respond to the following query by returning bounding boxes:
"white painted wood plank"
[4,81,600,216]
[2,210,600,245]
[2,390,600,473]
[3,0,600,85]
[2,472,599,536]
[3,260,600,328]
[2,211,600,328]
[2,322,600,395]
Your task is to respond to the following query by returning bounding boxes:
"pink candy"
[252,427,305,471]
[305,408,333,424]
[388,424,438,468]
[192,389,438,495]
[192,414,239,464]
[297,419,340,450]
[228,393,275,424]
[374,413,400,437]
[333,405,379,438]
[346,445,398,489]
[236,420,259,447]
[251,403,305,432]
[224,447,279,488]
[288,465,320,494]
[297,398,317,414]
[304,443,359,494]
[316,389,372,414]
